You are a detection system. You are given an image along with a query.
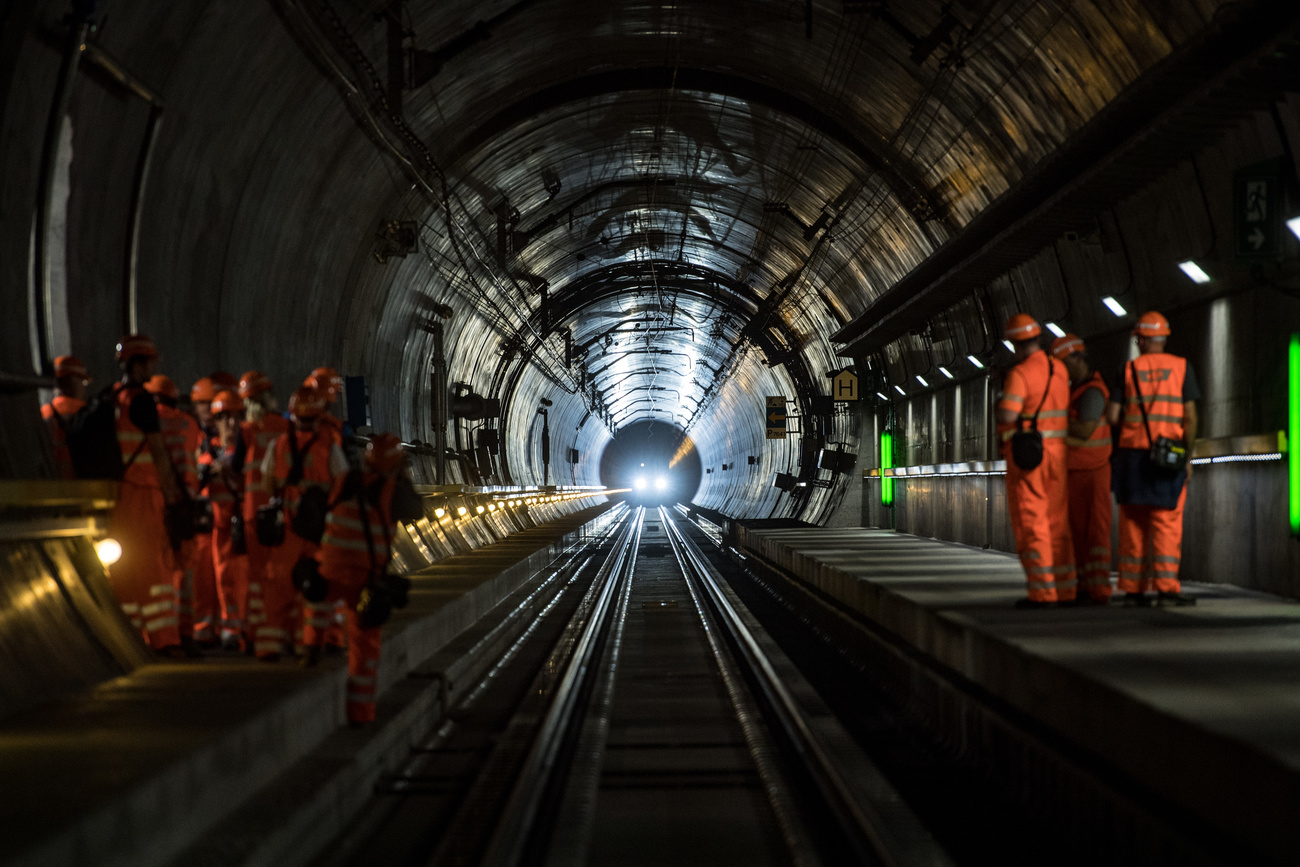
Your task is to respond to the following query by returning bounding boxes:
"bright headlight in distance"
[95,538,122,567]
[654,476,668,491]
[633,477,647,491]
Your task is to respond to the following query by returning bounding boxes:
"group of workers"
[40,334,421,725]
[997,310,1199,608]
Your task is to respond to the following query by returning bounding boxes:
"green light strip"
[1289,334,1299,535]
[881,429,894,507]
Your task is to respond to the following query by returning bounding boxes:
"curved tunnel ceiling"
[2,0,1242,513]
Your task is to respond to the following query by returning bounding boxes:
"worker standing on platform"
[315,434,422,725]
[995,315,1075,607]
[146,375,204,654]
[265,386,350,662]
[1105,311,1199,606]
[207,390,251,649]
[1052,335,1113,604]
[108,335,185,654]
[189,377,221,645]
[237,370,293,661]
[41,356,90,479]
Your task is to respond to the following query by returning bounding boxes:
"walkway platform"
[0,503,613,867]
[734,526,1300,867]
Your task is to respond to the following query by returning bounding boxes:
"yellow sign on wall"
[766,396,787,439]
[832,369,859,401]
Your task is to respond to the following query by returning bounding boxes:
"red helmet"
[191,377,217,403]
[1003,314,1041,341]
[53,355,89,381]
[238,369,273,399]
[116,334,159,363]
[289,385,327,420]
[309,366,343,397]
[211,390,245,416]
[145,374,179,400]
[210,371,239,391]
[1050,334,1085,359]
[1133,311,1171,338]
[365,433,406,474]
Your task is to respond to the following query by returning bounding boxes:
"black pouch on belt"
[1009,359,1056,471]
[255,499,286,547]
[229,512,247,555]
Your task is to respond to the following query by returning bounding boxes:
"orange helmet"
[238,369,273,399]
[1050,334,1086,359]
[145,374,179,400]
[1003,314,1041,341]
[116,334,159,363]
[365,433,406,474]
[1133,311,1171,338]
[53,355,89,381]
[191,377,217,403]
[309,366,343,397]
[210,371,239,391]
[211,390,245,416]
[289,386,327,420]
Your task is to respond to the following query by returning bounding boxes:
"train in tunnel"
[2,0,1300,864]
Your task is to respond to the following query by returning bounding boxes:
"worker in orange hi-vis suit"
[40,355,90,479]
[1052,335,1113,605]
[265,386,350,663]
[315,434,423,725]
[107,335,186,655]
[146,374,205,654]
[308,367,347,444]
[206,390,252,650]
[236,370,294,661]
[188,377,221,645]
[1105,311,1201,607]
[994,314,1075,608]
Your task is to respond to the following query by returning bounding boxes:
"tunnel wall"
[863,100,1300,598]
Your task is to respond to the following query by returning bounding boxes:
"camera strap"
[1021,358,1054,432]
[1129,361,1157,446]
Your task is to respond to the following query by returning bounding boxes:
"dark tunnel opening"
[598,419,702,505]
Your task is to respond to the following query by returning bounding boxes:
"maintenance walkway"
[733,525,1300,867]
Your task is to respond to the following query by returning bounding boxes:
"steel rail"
[660,508,902,867]
[477,506,643,866]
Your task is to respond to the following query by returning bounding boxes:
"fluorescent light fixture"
[1178,260,1212,284]
[876,392,889,401]
[939,366,954,379]
[1288,216,1300,240]
[1290,333,1299,535]
[967,355,984,370]
[1102,296,1127,316]
[1046,322,1066,338]
[880,430,894,506]
[434,507,445,518]
[1002,340,1015,352]
[893,384,906,396]
[916,375,929,387]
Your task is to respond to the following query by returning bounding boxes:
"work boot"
[179,636,205,658]
[1157,591,1196,607]
[1122,592,1152,607]
[156,645,188,660]
[1014,598,1058,610]
[221,634,241,652]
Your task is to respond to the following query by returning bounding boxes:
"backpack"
[60,385,144,480]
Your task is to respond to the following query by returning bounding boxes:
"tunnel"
[3,0,1300,865]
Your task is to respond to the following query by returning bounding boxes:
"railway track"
[314,505,948,867]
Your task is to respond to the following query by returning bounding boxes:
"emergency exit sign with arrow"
[1235,159,1283,259]
[766,396,787,439]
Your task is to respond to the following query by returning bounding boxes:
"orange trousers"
[191,532,219,643]
[108,482,180,649]
[1004,445,1076,602]
[1118,484,1187,594]
[319,566,382,724]
[1067,463,1112,601]
[259,531,314,658]
[213,509,249,646]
